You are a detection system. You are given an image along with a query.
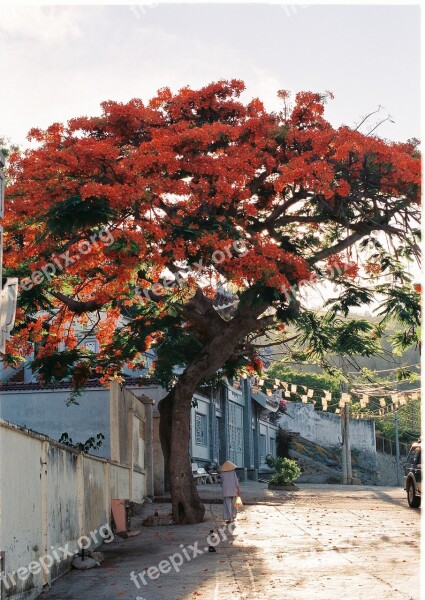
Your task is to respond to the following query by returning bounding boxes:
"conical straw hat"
[220,460,237,472]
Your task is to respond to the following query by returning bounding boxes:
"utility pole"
[341,403,352,484]
[339,355,352,485]
[394,408,401,486]
[345,402,352,483]
[341,403,348,484]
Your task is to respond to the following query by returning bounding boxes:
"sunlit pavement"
[39,484,421,600]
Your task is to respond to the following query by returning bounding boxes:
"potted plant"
[265,455,301,490]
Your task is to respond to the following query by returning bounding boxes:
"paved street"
[40,484,421,600]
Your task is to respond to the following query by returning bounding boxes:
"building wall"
[0,420,139,600]
[0,425,44,599]
[0,382,164,468]
[110,383,146,466]
[258,419,278,466]
[225,385,245,467]
[280,401,376,455]
[375,451,404,487]
[187,382,277,475]
[0,387,111,458]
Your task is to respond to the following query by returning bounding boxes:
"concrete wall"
[0,425,44,599]
[0,387,111,458]
[110,382,159,501]
[375,452,404,487]
[0,383,160,502]
[280,401,376,454]
[0,419,145,600]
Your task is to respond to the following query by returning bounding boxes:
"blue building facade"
[189,378,280,480]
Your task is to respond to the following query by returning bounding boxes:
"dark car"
[403,438,421,508]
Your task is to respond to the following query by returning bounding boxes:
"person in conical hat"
[220,460,237,472]
[219,461,240,522]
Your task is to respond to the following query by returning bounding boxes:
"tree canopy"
[2,80,420,381]
[2,80,421,522]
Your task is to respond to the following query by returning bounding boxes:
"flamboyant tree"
[2,81,420,523]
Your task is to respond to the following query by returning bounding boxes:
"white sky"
[0,3,421,148]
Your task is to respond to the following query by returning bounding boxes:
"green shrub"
[266,455,301,485]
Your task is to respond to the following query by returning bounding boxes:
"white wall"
[279,401,375,454]
[0,387,111,457]
[0,382,163,465]
[0,420,144,600]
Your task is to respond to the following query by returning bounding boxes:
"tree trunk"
[158,292,271,524]
[158,390,173,493]
[158,380,205,524]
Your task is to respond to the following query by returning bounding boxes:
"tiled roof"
[0,376,158,392]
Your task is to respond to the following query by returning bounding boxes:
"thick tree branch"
[48,291,105,315]
[263,189,309,225]
[309,207,403,264]
[309,230,369,264]
[273,214,328,226]
[182,288,227,337]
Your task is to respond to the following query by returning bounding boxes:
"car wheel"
[407,480,421,508]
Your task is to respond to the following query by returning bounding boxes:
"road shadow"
[38,502,268,600]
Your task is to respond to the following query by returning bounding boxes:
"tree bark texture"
[158,295,269,524]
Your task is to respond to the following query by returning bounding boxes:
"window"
[195,412,207,446]
[83,339,97,353]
